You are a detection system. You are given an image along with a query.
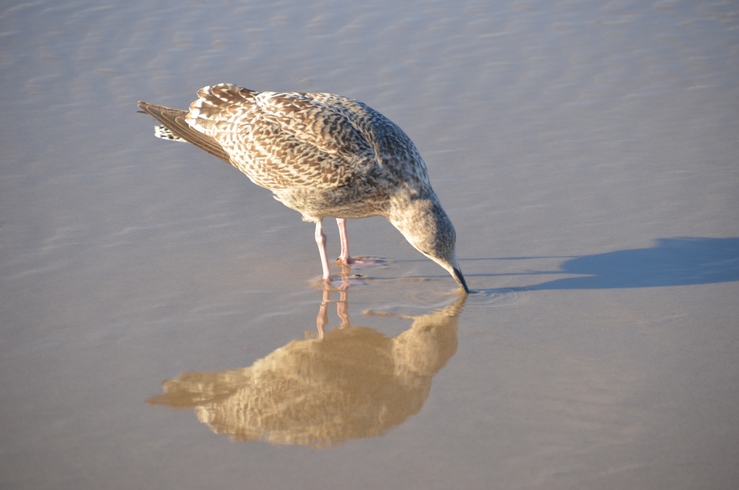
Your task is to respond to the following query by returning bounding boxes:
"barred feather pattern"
[138,83,467,291]
[184,83,431,221]
[154,125,187,142]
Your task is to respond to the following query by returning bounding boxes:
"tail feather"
[137,101,231,164]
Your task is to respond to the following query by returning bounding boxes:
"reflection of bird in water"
[138,84,468,291]
[147,288,466,447]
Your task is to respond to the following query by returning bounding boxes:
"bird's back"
[140,84,432,220]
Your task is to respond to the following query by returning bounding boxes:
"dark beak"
[453,267,470,294]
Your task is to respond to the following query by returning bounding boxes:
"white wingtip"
[153,126,186,142]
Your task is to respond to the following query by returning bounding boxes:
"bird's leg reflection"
[336,289,349,326]
[316,286,350,339]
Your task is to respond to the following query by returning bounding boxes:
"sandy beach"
[1,0,738,488]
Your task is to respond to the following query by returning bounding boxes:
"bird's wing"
[137,101,232,164]
[185,84,377,190]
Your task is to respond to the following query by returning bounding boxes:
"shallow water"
[1,0,738,488]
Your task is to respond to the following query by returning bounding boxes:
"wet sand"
[1,0,738,489]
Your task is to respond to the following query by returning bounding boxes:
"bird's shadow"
[466,237,739,291]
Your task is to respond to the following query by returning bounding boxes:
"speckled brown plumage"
[138,83,468,292]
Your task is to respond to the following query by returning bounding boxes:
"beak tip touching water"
[453,267,469,294]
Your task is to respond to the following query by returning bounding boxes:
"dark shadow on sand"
[472,237,739,291]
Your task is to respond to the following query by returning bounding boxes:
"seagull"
[138,83,468,292]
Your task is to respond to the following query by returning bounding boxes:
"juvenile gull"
[138,83,468,292]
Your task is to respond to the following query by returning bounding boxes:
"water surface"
[1,1,738,489]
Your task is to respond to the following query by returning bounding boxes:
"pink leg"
[314,219,331,281]
[336,218,354,265]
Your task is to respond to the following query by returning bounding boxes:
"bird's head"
[388,190,469,293]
